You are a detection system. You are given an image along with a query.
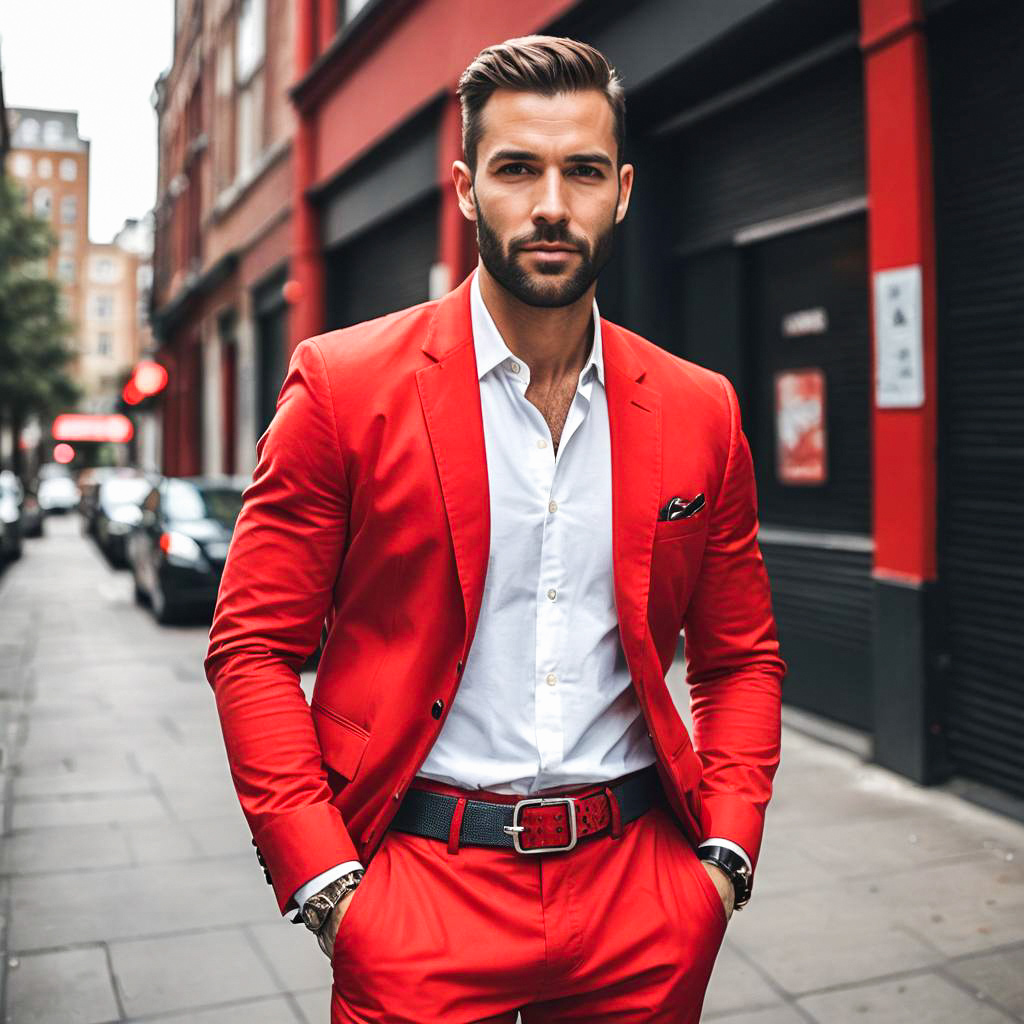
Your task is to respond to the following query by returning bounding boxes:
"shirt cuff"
[288,860,365,922]
[698,837,752,875]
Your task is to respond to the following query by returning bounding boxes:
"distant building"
[151,0,296,478]
[7,107,91,380]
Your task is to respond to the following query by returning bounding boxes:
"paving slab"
[5,945,120,1024]
[109,927,279,1018]
[798,971,1016,1023]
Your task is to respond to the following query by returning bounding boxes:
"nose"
[530,166,570,230]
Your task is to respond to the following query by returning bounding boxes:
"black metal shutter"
[664,48,865,256]
[930,0,1024,796]
[324,194,439,330]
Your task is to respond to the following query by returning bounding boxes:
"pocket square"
[658,493,706,522]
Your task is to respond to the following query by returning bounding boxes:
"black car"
[94,473,156,566]
[128,475,246,623]
[0,471,24,561]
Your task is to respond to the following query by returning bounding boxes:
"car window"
[101,477,152,506]
[164,480,243,525]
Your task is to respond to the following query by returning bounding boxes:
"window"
[235,0,265,181]
[60,229,77,254]
[61,196,78,224]
[43,120,63,146]
[236,0,265,81]
[94,294,115,320]
[57,258,76,283]
[97,332,113,356]
[90,256,119,283]
[10,153,31,177]
[58,293,72,318]
[59,159,77,181]
[33,188,53,218]
[19,118,40,144]
[37,158,52,179]
[235,74,263,180]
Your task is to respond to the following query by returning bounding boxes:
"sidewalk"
[1,515,1022,1022]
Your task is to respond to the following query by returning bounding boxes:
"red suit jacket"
[205,269,786,915]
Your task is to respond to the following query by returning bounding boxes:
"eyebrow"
[487,148,614,169]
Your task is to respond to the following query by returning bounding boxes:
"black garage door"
[930,0,1024,797]
[324,195,439,331]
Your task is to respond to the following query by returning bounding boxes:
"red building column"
[289,0,325,353]
[861,0,946,782]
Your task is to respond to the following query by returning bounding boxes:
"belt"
[390,765,664,854]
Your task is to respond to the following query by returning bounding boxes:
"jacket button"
[431,699,444,719]
[456,660,464,677]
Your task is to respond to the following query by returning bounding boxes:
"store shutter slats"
[931,0,1024,797]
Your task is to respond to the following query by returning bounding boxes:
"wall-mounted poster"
[873,264,924,408]
[775,368,827,485]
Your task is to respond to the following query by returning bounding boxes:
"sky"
[1,0,174,242]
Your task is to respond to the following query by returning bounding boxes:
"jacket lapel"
[416,274,490,664]
[602,321,662,687]
[416,273,663,686]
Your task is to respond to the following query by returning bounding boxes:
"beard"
[473,195,617,309]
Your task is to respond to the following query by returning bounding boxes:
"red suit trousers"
[329,775,728,1023]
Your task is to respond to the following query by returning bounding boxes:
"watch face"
[301,897,329,932]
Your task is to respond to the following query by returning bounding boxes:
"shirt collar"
[470,267,605,387]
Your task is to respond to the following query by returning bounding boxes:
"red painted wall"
[312,0,575,186]
[861,0,938,583]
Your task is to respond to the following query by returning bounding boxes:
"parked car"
[37,463,80,515]
[94,473,157,566]
[77,467,122,533]
[0,471,24,562]
[128,475,247,623]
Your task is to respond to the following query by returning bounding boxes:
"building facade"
[152,0,1024,812]
[7,107,90,373]
[151,0,298,479]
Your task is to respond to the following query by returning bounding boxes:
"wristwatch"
[696,845,753,910]
[299,869,365,955]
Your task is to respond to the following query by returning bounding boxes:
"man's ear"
[452,160,477,222]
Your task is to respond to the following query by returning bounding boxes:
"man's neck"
[477,263,595,389]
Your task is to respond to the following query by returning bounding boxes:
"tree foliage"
[0,174,79,422]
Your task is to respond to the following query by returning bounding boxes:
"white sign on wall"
[873,264,924,408]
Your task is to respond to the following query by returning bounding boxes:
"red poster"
[775,369,827,485]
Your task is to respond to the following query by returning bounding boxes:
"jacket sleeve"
[204,337,359,915]
[681,373,786,872]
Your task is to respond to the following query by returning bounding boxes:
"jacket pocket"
[311,701,370,782]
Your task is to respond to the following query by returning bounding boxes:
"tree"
[0,173,79,474]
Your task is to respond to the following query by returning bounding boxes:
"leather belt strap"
[390,765,664,853]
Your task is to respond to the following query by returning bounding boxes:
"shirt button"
[546,673,557,686]
[547,588,557,601]
[510,361,520,373]
[536,438,547,449]
[548,500,557,514]
[431,699,444,719]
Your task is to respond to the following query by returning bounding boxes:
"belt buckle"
[503,796,578,854]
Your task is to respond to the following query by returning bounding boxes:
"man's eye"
[499,164,531,175]
[571,166,602,177]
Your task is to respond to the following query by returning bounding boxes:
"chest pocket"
[647,523,709,644]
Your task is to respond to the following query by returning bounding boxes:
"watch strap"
[697,844,753,909]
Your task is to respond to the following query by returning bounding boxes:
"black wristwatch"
[697,845,753,910]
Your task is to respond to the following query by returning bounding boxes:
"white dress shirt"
[291,269,749,915]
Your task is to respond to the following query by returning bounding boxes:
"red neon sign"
[52,414,134,443]
[134,361,168,397]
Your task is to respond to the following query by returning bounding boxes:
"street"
[1,516,1023,1023]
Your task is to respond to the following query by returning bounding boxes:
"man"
[206,34,785,1023]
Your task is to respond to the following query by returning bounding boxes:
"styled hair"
[456,35,626,176]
